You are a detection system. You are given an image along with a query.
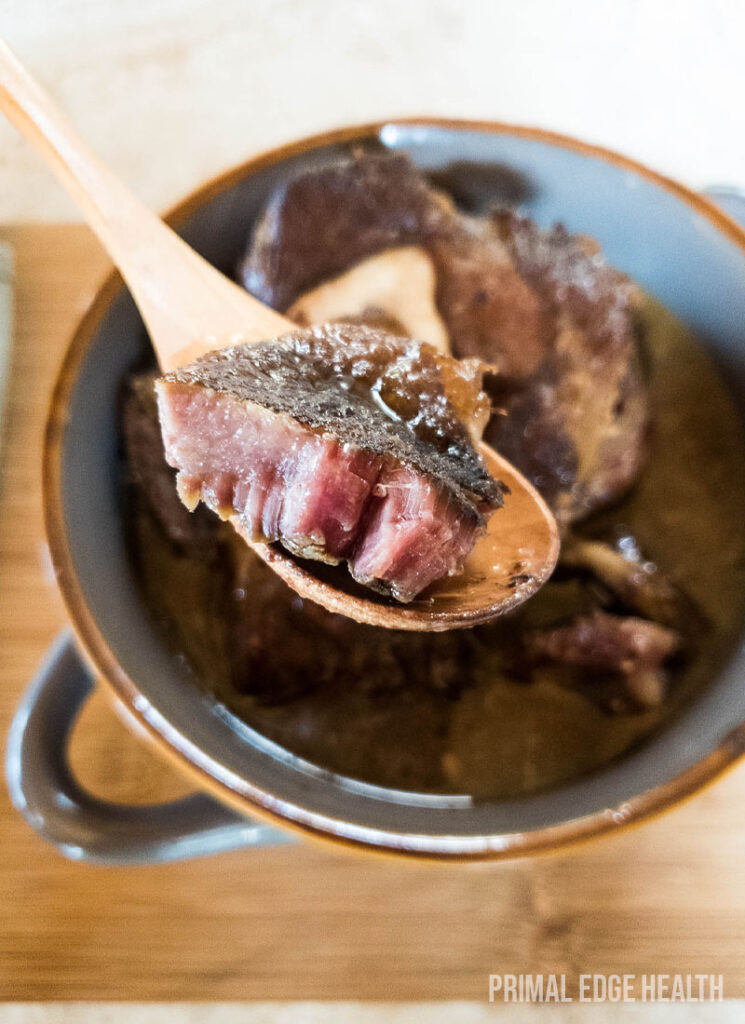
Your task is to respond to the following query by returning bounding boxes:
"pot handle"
[5,633,292,864]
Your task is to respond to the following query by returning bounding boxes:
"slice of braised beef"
[155,323,504,603]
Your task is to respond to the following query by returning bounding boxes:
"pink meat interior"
[156,380,482,602]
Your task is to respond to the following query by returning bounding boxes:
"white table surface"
[0,0,743,222]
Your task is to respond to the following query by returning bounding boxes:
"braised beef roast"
[239,152,649,524]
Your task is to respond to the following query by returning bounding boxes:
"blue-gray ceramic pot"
[7,120,745,864]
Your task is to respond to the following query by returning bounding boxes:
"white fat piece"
[287,246,451,354]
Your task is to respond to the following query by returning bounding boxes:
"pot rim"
[42,116,745,861]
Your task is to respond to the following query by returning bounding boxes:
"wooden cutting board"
[1,225,744,1002]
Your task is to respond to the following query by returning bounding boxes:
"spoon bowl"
[0,38,559,628]
[240,442,558,629]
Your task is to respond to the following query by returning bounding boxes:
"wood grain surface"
[1,225,745,1002]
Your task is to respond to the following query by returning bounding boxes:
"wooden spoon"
[0,38,559,630]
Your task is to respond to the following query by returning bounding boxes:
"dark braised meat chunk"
[239,151,547,379]
[241,152,452,312]
[156,324,504,603]
[488,212,649,520]
[239,152,650,523]
[525,529,705,711]
[525,609,680,709]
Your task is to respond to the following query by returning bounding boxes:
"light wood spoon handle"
[0,37,560,630]
[0,37,290,370]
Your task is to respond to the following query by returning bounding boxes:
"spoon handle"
[0,37,289,369]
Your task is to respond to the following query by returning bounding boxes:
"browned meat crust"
[160,324,503,513]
